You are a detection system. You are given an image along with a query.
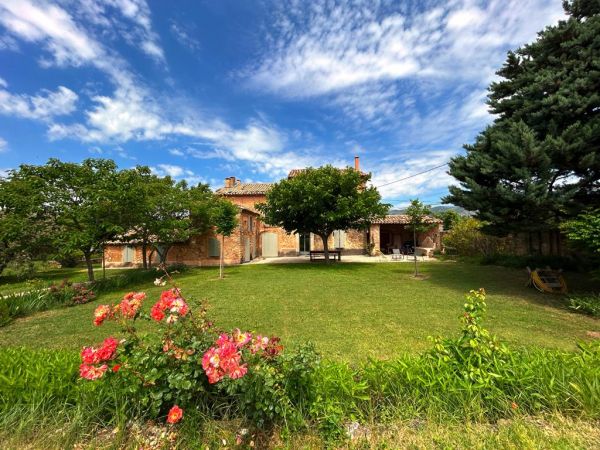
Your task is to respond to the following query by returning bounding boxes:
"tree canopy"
[445,0,600,236]
[257,165,389,262]
[0,158,218,280]
[560,208,600,254]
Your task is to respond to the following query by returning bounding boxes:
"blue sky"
[0,0,564,207]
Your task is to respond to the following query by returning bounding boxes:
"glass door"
[299,233,311,254]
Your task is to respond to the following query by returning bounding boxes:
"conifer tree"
[445,0,600,235]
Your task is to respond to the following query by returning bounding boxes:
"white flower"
[154,278,167,286]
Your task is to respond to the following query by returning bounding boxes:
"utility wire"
[375,163,448,188]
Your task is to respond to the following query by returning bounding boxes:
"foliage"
[82,267,317,428]
[211,198,239,279]
[568,293,600,317]
[0,165,56,276]
[1,159,219,278]
[445,1,600,235]
[428,289,510,388]
[122,171,216,267]
[257,165,389,262]
[561,208,600,254]
[443,217,509,257]
[11,159,128,282]
[0,267,189,326]
[434,209,462,230]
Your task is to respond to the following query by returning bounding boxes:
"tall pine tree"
[445,0,600,236]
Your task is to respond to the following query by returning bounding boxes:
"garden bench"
[309,250,341,261]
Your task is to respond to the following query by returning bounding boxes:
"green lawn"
[0,265,130,295]
[0,261,598,360]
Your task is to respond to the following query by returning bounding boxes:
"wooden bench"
[309,250,341,261]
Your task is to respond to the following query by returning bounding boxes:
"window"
[208,237,220,257]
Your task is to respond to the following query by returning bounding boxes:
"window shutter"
[208,237,220,257]
[334,230,346,249]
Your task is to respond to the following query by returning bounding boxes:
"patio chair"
[391,248,402,260]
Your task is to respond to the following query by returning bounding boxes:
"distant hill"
[389,205,472,215]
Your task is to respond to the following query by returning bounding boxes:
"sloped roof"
[373,214,442,225]
[287,169,304,178]
[234,204,260,215]
[215,183,273,195]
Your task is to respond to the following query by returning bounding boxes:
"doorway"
[299,233,311,254]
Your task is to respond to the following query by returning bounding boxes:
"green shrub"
[568,294,600,317]
[92,264,188,294]
[0,280,85,326]
[443,218,509,257]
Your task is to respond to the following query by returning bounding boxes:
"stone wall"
[104,210,261,267]
[310,229,367,255]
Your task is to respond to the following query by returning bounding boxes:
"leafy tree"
[0,169,56,276]
[116,166,160,269]
[19,159,129,282]
[212,199,239,279]
[445,1,600,236]
[405,199,432,276]
[147,181,214,266]
[257,165,389,263]
[443,217,509,257]
[118,168,215,269]
[560,208,600,254]
[434,209,462,231]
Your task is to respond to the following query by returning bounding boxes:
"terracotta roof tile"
[373,214,442,225]
[215,183,273,195]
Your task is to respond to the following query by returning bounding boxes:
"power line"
[375,163,449,188]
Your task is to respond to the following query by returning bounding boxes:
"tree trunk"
[0,262,6,277]
[413,227,418,277]
[141,242,148,269]
[219,235,225,279]
[84,251,95,282]
[321,233,330,264]
[156,244,170,265]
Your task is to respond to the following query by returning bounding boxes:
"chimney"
[354,156,360,172]
[224,177,234,188]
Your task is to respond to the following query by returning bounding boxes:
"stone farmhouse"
[103,157,442,267]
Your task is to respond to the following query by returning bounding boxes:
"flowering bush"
[79,267,295,426]
[48,279,96,306]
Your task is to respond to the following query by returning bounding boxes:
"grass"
[0,261,598,360]
[0,264,130,295]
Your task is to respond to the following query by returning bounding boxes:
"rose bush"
[79,268,302,426]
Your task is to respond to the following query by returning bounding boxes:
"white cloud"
[169,148,185,156]
[369,149,458,203]
[170,20,200,52]
[150,164,208,186]
[0,0,334,181]
[0,84,78,120]
[154,164,192,178]
[0,0,102,66]
[247,0,564,122]
[0,136,7,152]
[0,33,18,50]
[73,0,164,62]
